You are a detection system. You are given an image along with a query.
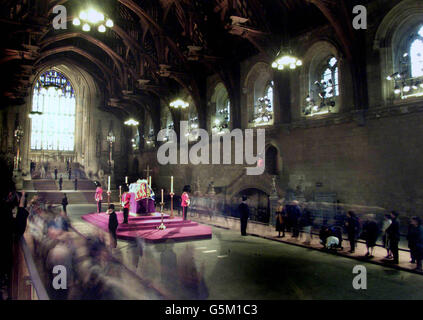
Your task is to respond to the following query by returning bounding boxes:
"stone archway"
[265,145,278,175]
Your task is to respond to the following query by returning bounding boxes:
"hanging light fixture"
[272,51,302,71]
[76,8,113,33]
[169,99,189,109]
[124,119,139,126]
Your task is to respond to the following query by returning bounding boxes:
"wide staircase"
[24,161,118,205]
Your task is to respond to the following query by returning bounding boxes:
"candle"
[171,176,173,193]
[125,176,128,184]
[161,189,164,203]
[149,176,152,187]
[119,185,122,198]
[108,176,111,192]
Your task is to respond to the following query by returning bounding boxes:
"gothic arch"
[264,143,283,175]
[374,0,423,104]
[300,40,344,116]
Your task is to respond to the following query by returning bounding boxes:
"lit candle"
[108,176,111,192]
[171,176,173,193]
[161,189,164,203]
[119,185,122,198]
[125,176,128,184]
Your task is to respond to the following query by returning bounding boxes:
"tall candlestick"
[171,176,174,193]
[161,189,164,203]
[108,176,111,192]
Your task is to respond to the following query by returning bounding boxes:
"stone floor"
[67,204,423,300]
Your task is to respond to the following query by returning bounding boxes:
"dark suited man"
[61,193,68,213]
[239,195,249,236]
[387,211,401,264]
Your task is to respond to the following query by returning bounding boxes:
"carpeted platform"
[81,211,212,243]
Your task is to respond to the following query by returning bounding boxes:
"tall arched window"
[211,83,230,134]
[31,70,76,151]
[410,26,423,78]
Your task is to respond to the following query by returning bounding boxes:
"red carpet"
[81,212,212,243]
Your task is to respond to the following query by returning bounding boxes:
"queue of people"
[273,200,423,271]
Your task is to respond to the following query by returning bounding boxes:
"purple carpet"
[81,211,212,243]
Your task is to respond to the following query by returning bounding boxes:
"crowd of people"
[0,172,208,300]
[269,199,423,271]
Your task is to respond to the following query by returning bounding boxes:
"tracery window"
[304,55,339,116]
[31,70,76,151]
[386,25,423,99]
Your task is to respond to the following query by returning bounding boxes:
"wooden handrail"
[20,238,49,300]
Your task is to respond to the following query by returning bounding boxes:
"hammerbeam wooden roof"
[0,0,370,111]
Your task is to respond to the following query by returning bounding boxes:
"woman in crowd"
[345,211,360,253]
[408,216,423,271]
[362,214,379,257]
[300,208,313,245]
[275,199,285,238]
[381,214,392,259]
[407,216,423,265]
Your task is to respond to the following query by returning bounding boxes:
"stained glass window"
[31,70,76,151]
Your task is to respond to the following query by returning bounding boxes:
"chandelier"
[386,53,423,99]
[162,123,174,141]
[169,99,189,109]
[304,81,336,116]
[144,129,155,146]
[14,126,24,142]
[124,119,139,126]
[73,8,114,33]
[212,118,229,135]
[272,53,302,70]
[251,96,273,125]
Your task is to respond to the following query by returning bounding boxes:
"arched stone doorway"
[238,188,270,223]
[265,145,278,175]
